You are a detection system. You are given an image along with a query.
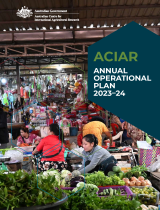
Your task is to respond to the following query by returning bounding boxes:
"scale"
[0,157,11,171]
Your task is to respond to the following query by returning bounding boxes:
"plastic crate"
[97,186,133,199]
[131,186,159,205]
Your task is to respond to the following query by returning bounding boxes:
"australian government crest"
[17,6,33,18]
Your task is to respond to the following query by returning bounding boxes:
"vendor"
[78,134,117,175]
[17,126,41,146]
[32,123,67,172]
[83,121,112,146]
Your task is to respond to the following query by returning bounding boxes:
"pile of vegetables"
[124,166,148,179]
[98,188,122,196]
[131,187,157,205]
[0,170,63,209]
[60,189,142,210]
[85,171,125,186]
[108,166,124,179]
[141,204,158,210]
[72,182,99,194]
[123,176,151,187]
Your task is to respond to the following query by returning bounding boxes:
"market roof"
[0,0,160,32]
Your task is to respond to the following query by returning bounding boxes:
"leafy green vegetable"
[0,170,63,209]
[85,171,125,186]
[60,189,142,210]
[113,166,121,173]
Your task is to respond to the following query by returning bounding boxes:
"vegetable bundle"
[0,170,63,209]
[85,171,125,186]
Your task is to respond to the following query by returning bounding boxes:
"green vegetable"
[118,172,124,179]
[112,166,121,173]
[0,170,63,209]
[60,190,142,210]
[109,188,113,196]
[108,171,116,177]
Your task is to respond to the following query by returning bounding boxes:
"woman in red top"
[32,123,67,172]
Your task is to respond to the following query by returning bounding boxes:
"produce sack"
[138,147,160,167]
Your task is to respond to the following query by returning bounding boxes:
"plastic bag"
[148,155,160,172]
[4,150,23,163]
[70,147,84,157]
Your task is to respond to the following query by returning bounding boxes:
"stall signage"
[88,21,160,139]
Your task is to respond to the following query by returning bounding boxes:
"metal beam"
[0,43,91,58]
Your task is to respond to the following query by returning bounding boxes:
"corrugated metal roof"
[0,0,159,31]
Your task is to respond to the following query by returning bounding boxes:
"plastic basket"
[131,186,159,205]
[97,186,133,199]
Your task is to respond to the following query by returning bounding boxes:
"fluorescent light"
[3,29,6,31]
[144,23,147,26]
[117,23,120,27]
[50,26,53,29]
[63,25,66,29]
[36,27,39,30]
[77,25,80,28]
[158,23,160,26]
[151,23,154,26]
[57,65,62,71]
[124,24,127,26]
[16,27,19,31]
[83,26,87,28]
[90,24,94,28]
[70,25,73,29]
[23,27,26,31]
[28,27,32,30]
[56,25,60,29]
[1,78,7,84]
[9,28,12,31]
[97,24,100,28]
[111,24,114,27]
[42,27,46,30]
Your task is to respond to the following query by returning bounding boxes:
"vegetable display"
[85,171,125,186]
[0,170,63,209]
[60,189,142,210]
[124,166,148,179]
[98,188,122,196]
[123,176,151,187]
[108,166,124,179]
[131,187,158,205]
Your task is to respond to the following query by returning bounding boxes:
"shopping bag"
[138,147,160,167]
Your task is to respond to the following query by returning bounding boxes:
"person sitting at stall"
[17,126,41,146]
[32,123,67,172]
[77,134,117,175]
[82,121,112,146]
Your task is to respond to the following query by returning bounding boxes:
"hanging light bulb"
[57,65,62,71]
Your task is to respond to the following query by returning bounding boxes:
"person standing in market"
[75,134,117,175]
[0,101,9,149]
[82,120,112,146]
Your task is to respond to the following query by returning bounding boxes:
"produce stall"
[0,161,159,209]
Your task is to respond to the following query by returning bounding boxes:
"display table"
[111,151,138,161]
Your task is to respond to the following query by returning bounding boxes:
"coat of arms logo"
[16,6,33,18]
